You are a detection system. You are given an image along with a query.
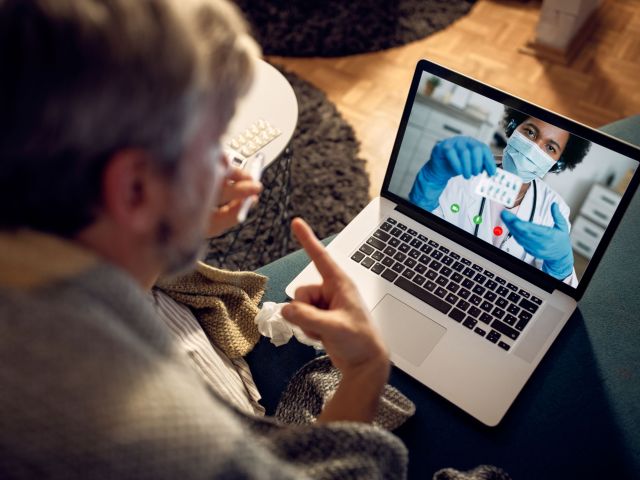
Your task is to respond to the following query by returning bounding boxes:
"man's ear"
[100,150,170,234]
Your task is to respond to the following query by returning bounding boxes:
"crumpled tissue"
[255,302,323,349]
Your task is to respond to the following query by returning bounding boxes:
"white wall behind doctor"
[543,142,637,221]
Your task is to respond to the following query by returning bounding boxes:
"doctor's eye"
[523,127,537,139]
[546,144,557,154]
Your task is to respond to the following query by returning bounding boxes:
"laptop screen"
[387,67,639,290]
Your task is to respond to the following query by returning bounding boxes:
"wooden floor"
[269,0,640,198]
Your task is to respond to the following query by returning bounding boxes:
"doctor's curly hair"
[502,107,591,172]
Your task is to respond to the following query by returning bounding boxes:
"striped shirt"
[150,289,265,416]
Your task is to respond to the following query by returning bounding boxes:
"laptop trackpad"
[371,295,446,366]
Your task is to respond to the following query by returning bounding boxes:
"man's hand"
[207,167,262,238]
[282,218,390,423]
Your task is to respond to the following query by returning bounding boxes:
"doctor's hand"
[501,202,574,280]
[282,218,390,424]
[206,166,262,238]
[410,136,496,211]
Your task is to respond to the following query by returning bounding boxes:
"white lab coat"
[432,175,579,287]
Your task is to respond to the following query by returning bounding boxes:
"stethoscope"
[473,179,538,249]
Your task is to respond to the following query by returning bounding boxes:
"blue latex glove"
[501,202,574,280]
[409,136,496,211]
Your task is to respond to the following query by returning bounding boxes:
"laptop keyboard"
[351,217,543,352]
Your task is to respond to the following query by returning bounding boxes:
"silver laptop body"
[286,60,640,426]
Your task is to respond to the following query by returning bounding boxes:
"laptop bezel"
[381,59,640,300]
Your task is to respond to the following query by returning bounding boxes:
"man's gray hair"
[0,0,258,235]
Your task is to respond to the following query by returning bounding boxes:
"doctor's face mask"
[502,130,556,183]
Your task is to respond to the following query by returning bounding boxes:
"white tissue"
[254,302,323,349]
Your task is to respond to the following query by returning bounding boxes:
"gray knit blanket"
[275,355,416,431]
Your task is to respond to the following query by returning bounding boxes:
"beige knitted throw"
[156,261,267,359]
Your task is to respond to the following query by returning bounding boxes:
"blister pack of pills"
[226,119,281,158]
[474,167,523,208]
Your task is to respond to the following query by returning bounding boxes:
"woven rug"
[233,0,476,57]
[206,66,369,271]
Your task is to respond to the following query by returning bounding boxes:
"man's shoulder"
[0,267,157,355]
[0,276,263,478]
[0,273,171,401]
[0,264,192,420]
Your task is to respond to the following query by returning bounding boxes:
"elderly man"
[0,0,406,478]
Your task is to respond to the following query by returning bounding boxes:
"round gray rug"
[233,0,476,57]
[206,66,370,271]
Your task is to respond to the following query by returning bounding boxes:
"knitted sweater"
[0,231,407,479]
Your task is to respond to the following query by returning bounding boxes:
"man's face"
[156,111,228,275]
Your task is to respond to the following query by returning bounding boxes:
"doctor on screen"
[409,107,591,286]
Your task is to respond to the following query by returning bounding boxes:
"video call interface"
[388,71,638,287]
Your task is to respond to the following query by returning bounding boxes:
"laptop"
[286,59,640,426]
